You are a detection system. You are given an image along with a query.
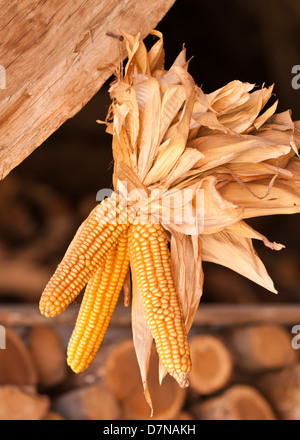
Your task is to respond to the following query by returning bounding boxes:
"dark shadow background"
[0,0,299,306]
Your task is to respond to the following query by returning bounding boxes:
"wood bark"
[0,0,175,179]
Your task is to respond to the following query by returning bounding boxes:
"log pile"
[0,169,299,420]
[0,319,299,420]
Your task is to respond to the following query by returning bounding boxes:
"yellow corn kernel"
[67,231,130,373]
[128,222,191,388]
[39,194,133,318]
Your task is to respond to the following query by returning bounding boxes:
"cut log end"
[0,327,37,386]
[255,364,300,420]
[53,383,121,420]
[104,339,186,420]
[226,324,296,373]
[189,334,233,395]
[27,324,67,387]
[190,385,276,420]
[0,385,50,420]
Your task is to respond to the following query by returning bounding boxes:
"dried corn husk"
[103,29,300,409]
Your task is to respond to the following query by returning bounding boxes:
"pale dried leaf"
[257,128,295,144]
[230,144,291,164]
[156,47,188,92]
[253,100,278,130]
[148,30,165,73]
[166,227,203,331]
[217,88,265,133]
[143,185,201,235]
[194,86,212,112]
[213,162,293,182]
[257,129,297,168]
[112,103,130,136]
[199,177,243,233]
[189,133,289,173]
[133,76,161,179]
[155,176,243,235]
[158,358,168,385]
[144,70,196,185]
[110,81,140,160]
[129,251,153,415]
[112,125,133,182]
[225,220,285,250]
[159,84,186,144]
[201,231,277,293]
[286,157,300,179]
[206,80,255,113]
[120,30,150,77]
[262,110,295,132]
[163,148,204,187]
[115,161,148,195]
[192,111,232,135]
[220,178,300,218]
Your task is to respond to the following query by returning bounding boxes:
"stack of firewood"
[0,319,299,420]
[0,95,298,421]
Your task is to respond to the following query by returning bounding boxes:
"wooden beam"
[0,303,299,327]
[0,0,175,179]
[192,303,300,327]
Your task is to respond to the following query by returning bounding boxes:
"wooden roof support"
[0,0,175,179]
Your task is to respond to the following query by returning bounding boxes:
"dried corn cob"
[128,222,191,388]
[39,194,133,318]
[67,231,130,372]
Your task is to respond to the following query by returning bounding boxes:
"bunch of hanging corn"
[39,30,300,412]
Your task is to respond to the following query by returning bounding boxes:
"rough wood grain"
[0,0,175,179]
